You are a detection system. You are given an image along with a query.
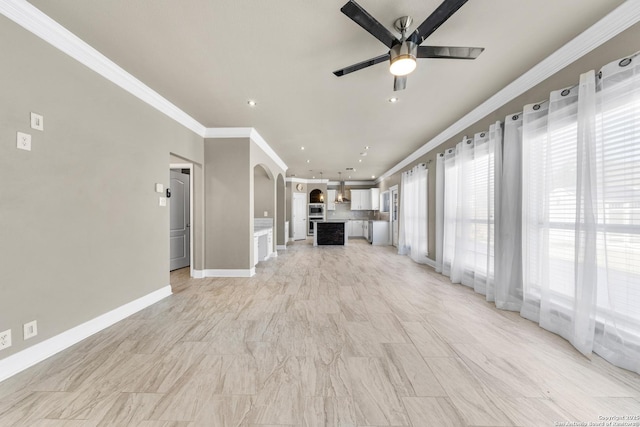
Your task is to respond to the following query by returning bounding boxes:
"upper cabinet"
[370,188,380,211]
[350,188,380,210]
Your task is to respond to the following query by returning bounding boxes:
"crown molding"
[287,178,376,186]
[286,177,329,184]
[249,129,288,172]
[327,180,376,186]
[203,127,253,138]
[378,0,640,182]
[0,0,207,137]
[204,128,288,172]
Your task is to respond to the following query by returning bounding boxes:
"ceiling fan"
[333,0,484,91]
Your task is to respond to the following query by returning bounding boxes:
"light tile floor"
[1,239,639,426]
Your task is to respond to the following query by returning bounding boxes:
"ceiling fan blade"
[417,46,484,59]
[393,76,407,91]
[341,0,399,48]
[333,53,390,77]
[410,0,468,45]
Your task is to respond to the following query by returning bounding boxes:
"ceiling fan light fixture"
[389,41,417,76]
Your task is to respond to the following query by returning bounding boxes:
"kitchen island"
[313,220,348,246]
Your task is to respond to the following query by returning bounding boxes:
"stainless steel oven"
[308,204,325,235]
[309,203,324,216]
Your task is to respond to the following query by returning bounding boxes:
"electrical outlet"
[17,132,31,151]
[24,320,38,340]
[0,329,11,350]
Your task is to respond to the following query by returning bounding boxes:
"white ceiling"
[28,0,625,181]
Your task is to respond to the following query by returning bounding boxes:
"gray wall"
[250,140,286,254]
[0,17,204,358]
[254,165,274,219]
[276,175,286,246]
[204,138,251,270]
[379,22,640,262]
[203,137,285,270]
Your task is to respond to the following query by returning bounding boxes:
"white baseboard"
[276,245,287,250]
[0,285,172,383]
[201,268,255,278]
[425,258,437,268]
[192,269,205,279]
[270,252,278,258]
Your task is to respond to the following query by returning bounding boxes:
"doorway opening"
[170,163,193,275]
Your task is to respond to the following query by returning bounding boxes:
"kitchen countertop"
[254,225,272,236]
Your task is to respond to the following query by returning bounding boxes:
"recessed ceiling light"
[358,159,362,163]
[388,97,398,103]
[365,146,370,150]
[300,146,305,150]
[247,100,257,107]
[306,160,310,163]
[371,175,376,179]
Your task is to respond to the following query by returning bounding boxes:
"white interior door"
[170,169,190,270]
[390,186,399,247]
[293,192,307,240]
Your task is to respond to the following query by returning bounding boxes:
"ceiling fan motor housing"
[390,40,417,76]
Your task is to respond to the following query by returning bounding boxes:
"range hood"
[335,172,349,203]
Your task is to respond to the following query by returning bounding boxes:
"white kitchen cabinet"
[349,190,361,210]
[350,190,370,210]
[349,220,364,237]
[327,189,336,211]
[368,221,389,245]
[370,188,380,211]
[361,191,372,210]
[350,188,380,210]
[253,227,273,265]
[253,236,260,266]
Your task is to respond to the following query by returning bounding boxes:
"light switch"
[30,113,44,131]
[159,197,167,207]
[17,132,31,151]
[155,183,164,193]
[263,211,268,217]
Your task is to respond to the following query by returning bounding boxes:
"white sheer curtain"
[494,113,524,311]
[435,52,639,374]
[449,129,496,295]
[521,54,640,372]
[592,54,640,372]
[441,147,458,277]
[435,153,445,273]
[521,81,596,353]
[398,163,428,264]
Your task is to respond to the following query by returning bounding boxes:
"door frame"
[170,163,194,277]
[389,184,399,247]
